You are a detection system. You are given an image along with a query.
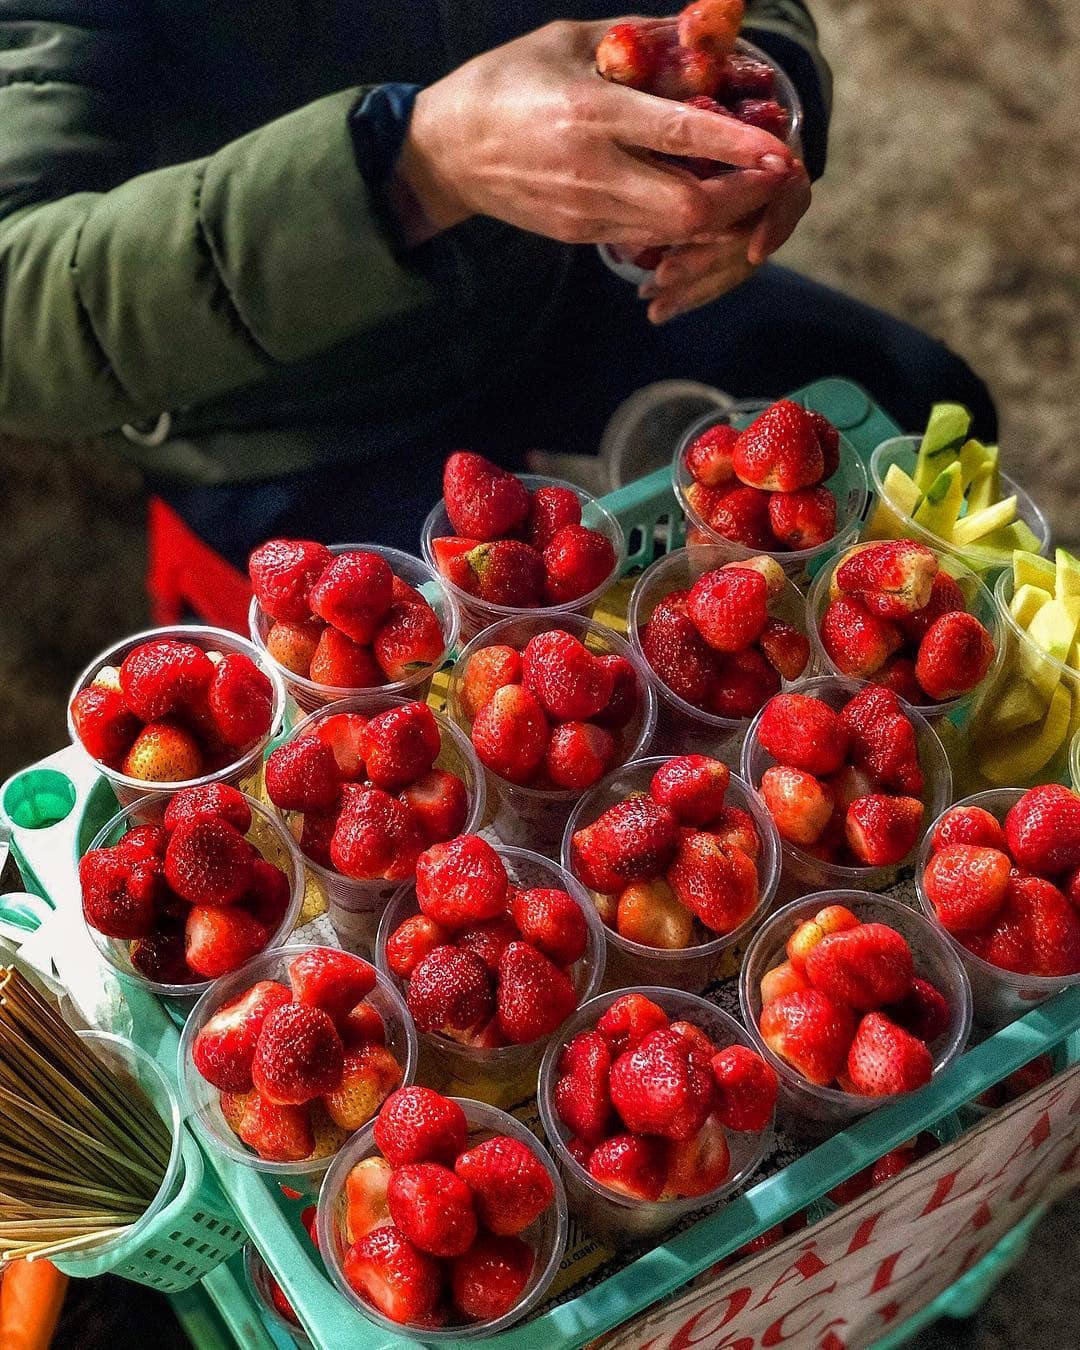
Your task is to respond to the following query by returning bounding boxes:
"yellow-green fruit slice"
[1014,551,1056,592]
[914,403,972,492]
[977,682,1072,785]
[913,462,964,538]
[952,496,1018,546]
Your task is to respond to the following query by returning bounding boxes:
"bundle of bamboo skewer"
[0,966,174,1262]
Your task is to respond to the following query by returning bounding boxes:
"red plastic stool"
[146,497,252,634]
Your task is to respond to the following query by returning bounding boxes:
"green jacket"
[0,2,830,484]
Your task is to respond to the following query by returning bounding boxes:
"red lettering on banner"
[875,1301,901,1326]
[1057,1142,1080,1174]
[989,1112,1051,1182]
[761,1283,838,1346]
[845,1214,881,1255]
[870,1251,903,1295]
[918,1164,988,1217]
[969,1200,993,1230]
[817,1321,848,1348]
[668,1288,753,1350]
[753,1248,828,1307]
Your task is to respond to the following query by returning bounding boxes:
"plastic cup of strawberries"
[179,944,417,1175]
[739,892,972,1129]
[247,541,459,716]
[316,1088,567,1338]
[375,837,606,1106]
[741,676,953,896]
[262,696,486,956]
[562,755,781,993]
[537,987,776,1243]
[627,545,812,763]
[244,1213,321,1348]
[81,786,305,997]
[916,786,1080,1029]
[807,541,1004,724]
[67,624,286,809]
[421,456,626,643]
[672,401,870,583]
[446,614,657,851]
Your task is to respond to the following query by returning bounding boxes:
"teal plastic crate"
[2,377,1076,1350]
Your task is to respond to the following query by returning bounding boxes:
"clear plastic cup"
[84,790,305,999]
[673,406,869,585]
[245,1243,313,1348]
[627,544,812,764]
[537,986,773,1243]
[740,675,953,899]
[865,437,1051,575]
[316,1097,568,1340]
[375,846,606,1107]
[739,892,972,1130]
[561,758,781,993]
[271,696,486,956]
[916,789,1080,1028]
[67,625,287,810]
[1072,728,1080,792]
[806,545,1005,725]
[959,572,1080,794]
[248,544,459,717]
[446,613,656,853]
[178,944,417,1176]
[421,474,626,642]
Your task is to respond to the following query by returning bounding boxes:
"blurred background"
[2,0,1077,1345]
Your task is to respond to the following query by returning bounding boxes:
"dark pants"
[156,256,997,566]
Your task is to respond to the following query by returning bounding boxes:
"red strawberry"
[545,722,615,790]
[339,1000,387,1047]
[574,795,679,883]
[236,1094,314,1162]
[616,879,695,949]
[886,977,951,1043]
[164,817,253,905]
[930,805,1006,852]
[240,859,291,932]
[650,44,724,100]
[509,888,587,966]
[757,618,811,681]
[373,600,445,683]
[375,1088,469,1167]
[455,916,520,974]
[664,1113,731,1199]
[525,485,582,551]
[641,593,721,709]
[249,539,333,622]
[845,1012,933,1096]
[164,783,252,834]
[700,484,774,549]
[192,980,291,1092]
[115,824,168,865]
[591,654,639,731]
[288,947,376,1021]
[786,907,861,974]
[450,1234,534,1324]
[833,541,938,619]
[361,702,441,792]
[555,1031,614,1143]
[206,653,274,748]
[297,806,340,868]
[711,1044,778,1131]
[587,1133,668,1200]
[733,401,824,493]
[609,1028,714,1140]
[845,795,924,867]
[444,452,531,542]
[466,540,546,607]
[522,629,615,721]
[756,693,848,777]
[595,992,669,1055]
[733,97,790,137]
[415,835,508,928]
[70,686,140,768]
[385,915,448,978]
[596,21,660,87]
[343,1225,442,1325]
[313,711,368,780]
[678,0,743,54]
[709,646,780,719]
[330,786,424,882]
[461,648,522,724]
[1007,874,1080,976]
[119,640,214,723]
[806,410,840,477]
[759,990,855,1085]
[265,736,341,813]
[820,596,902,678]
[666,831,758,934]
[471,685,549,785]
[1005,784,1080,875]
[387,1162,477,1257]
[723,52,777,96]
[687,567,769,653]
[568,821,626,894]
[80,850,157,939]
[309,552,393,644]
[915,612,995,701]
[965,909,1032,974]
[768,487,837,550]
[400,769,469,844]
[252,1002,344,1105]
[760,765,832,846]
[712,804,761,858]
[184,906,268,979]
[922,844,1011,933]
[760,958,812,1015]
[407,945,494,1041]
[898,570,967,643]
[876,655,926,705]
[309,627,382,688]
[804,923,914,1010]
[454,1135,555,1235]
[542,525,618,606]
[840,685,924,794]
[344,1156,393,1240]
[496,942,578,1044]
[266,617,324,677]
[685,424,738,488]
[130,931,195,984]
[649,755,729,826]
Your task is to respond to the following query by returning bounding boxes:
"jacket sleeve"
[0,7,442,440]
[742,0,832,181]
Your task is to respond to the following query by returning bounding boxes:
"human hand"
[394,18,798,249]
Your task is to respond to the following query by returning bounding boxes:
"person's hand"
[394,18,798,249]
